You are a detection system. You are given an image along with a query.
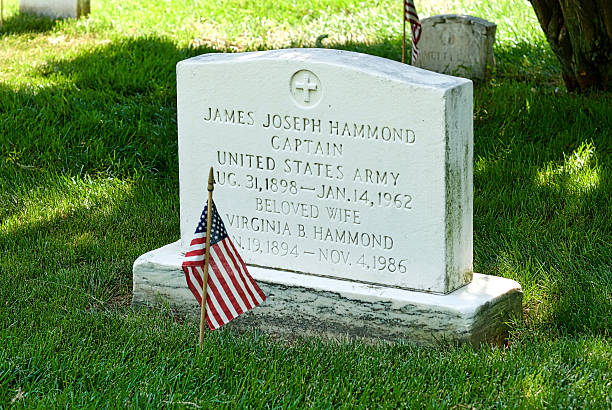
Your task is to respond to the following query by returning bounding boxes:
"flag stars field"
[183,199,265,332]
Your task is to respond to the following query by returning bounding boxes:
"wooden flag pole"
[402,5,406,64]
[199,167,215,349]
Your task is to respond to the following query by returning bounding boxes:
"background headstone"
[133,49,522,345]
[415,14,496,80]
[19,0,90,19]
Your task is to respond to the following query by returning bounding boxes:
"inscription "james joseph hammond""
[203,107,416,144]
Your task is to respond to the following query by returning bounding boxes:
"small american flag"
[182,201,266,330]
[404,0,422,63]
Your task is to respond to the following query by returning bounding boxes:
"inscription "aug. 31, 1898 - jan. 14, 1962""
[177,49,473,294]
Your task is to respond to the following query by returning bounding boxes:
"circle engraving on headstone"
[290,70,321,108]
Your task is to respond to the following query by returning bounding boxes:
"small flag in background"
[404,0,422,63]
[182,201,266,330]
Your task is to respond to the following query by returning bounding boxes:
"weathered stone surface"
[415,14,496,80]
[133,241,523,345]
[19,0,90,19]
[177,49,473,294]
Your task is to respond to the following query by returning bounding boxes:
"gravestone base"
[19,0,90,19]
[133,241,522,346]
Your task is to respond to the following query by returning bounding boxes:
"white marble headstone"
[134,49,522,345]
[19,0,90,19]
[177,49,473,294]
[415,14,496,80]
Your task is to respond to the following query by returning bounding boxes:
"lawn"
[1,0,611,407]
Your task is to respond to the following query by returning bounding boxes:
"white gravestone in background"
[415,15,496,80]
[20,0,90,19]
[133,49,522,345]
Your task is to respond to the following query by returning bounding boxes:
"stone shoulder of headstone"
[415,14,497,80]
[424,14,496,28]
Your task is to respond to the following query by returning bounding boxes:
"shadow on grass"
[0,35,609,338]
[474,148,611,336]
[472,84,611,336]
[0,12,60,36]
[326,38,403,61]
[0,37,217,319]
[0,38,221,184]
[0,171,180,319]
[48,37,219,98]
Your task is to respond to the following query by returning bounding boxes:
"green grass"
[1,0,611,407]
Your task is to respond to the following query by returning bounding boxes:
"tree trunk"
[529,0,612,91]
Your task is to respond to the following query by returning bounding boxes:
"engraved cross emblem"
[289,69,321,107]
[294,73,318,103]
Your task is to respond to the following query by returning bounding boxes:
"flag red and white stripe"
[404,0,422,63]
[182,202,266,330]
